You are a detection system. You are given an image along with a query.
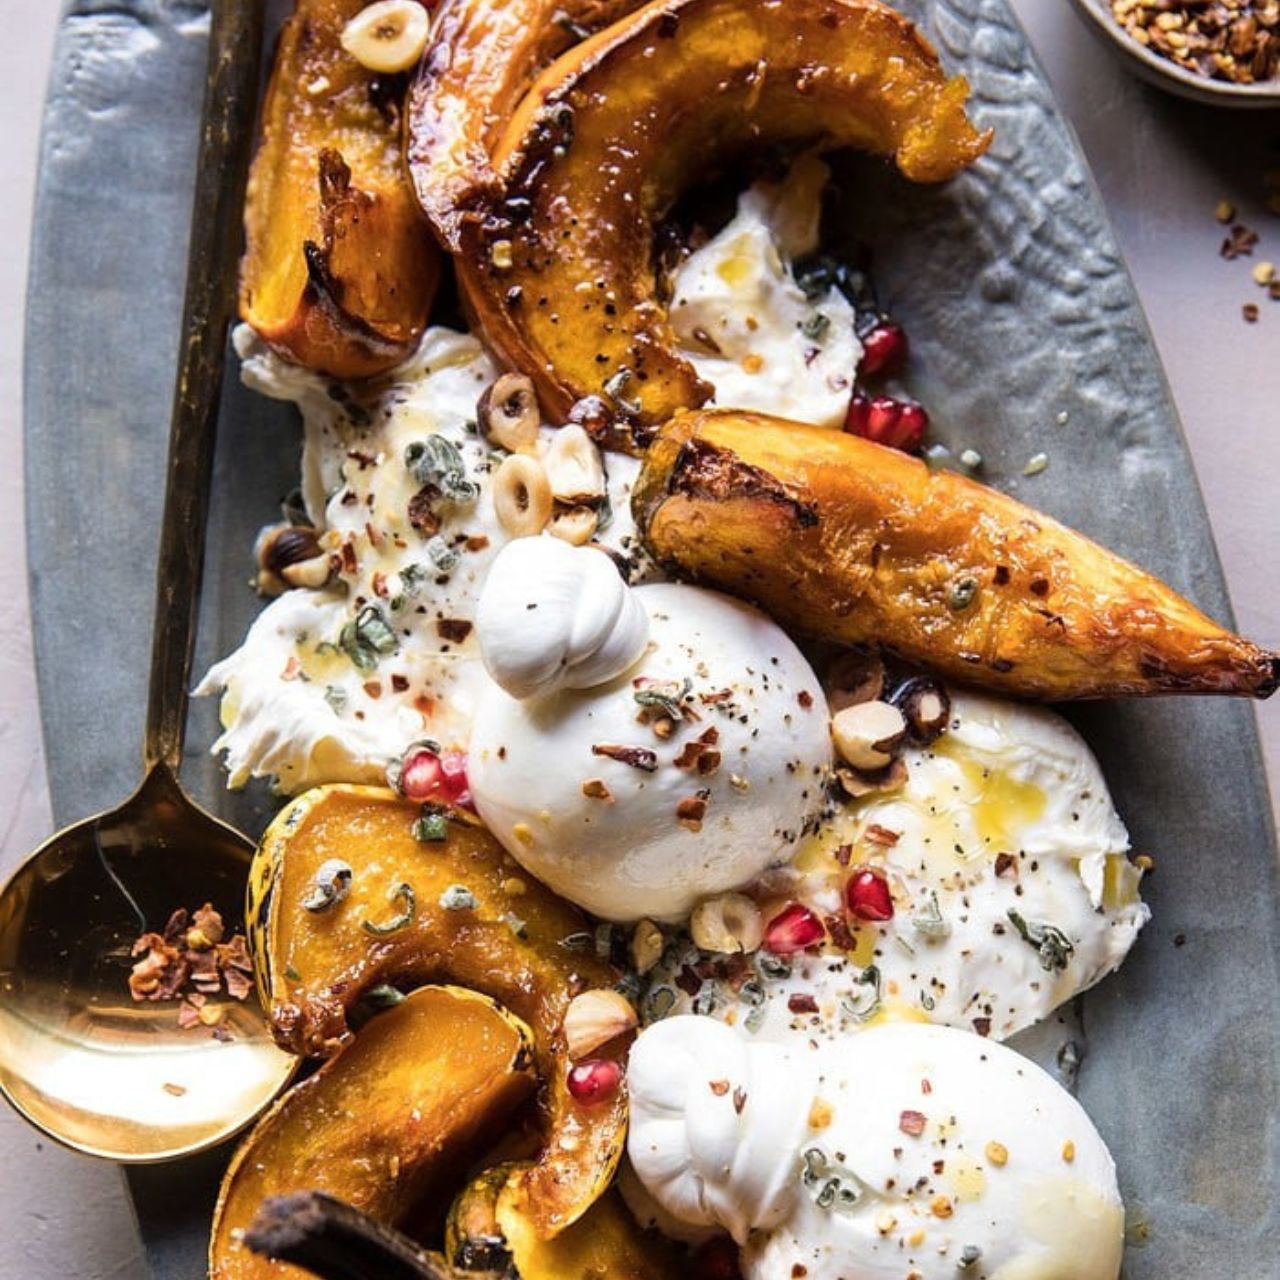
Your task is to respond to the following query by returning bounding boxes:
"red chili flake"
[787,993,819,1015]
[675,966,703,997]
[994,852,1018,878]
[798,689,814,709]
[922,1078,933,1095]
[972,1017,992,1037]
[436,619,474,643]
[845,868,894,922]
[763,903,825,955]
[341,541,358,575]
[363,681,383,699]
[864,824,900,847]
[676,794,708,830]
[390,674,410,692]
[899,1110,927,1137]
[465,535,491,552]
[823,913,856,952]
[833,844,853,868]
[709,1079,730,1096]
[567,1059,622,1106]
[365,521,383,549]
[281,655,302,682]
[591,743,658,771]
[408,487,441,536]
[1243,303,1260,323]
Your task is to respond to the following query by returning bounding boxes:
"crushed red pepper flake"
[128,904,254,1041]
[899,1109,927,1137]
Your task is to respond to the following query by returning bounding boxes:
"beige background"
[1,2,1276,1276]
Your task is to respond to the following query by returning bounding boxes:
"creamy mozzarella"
[199,326,645,792]
[670,154,859,428]
[475,538,650,700]
[468,584,831,922]
[642,694,1148,1041]
[629,1017,1124,1280]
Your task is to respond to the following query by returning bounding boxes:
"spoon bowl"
[0,765,296,1160]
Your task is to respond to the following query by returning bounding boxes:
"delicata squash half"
[455,0,991,430]
[210,985,536,1279]
[241,0,440,379]
[407,0,645,250]
[246,785,630,1238]
[634,411,1280,700]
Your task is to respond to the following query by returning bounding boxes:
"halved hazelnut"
[255,523,329,595]
[563,989,638,1061]
[825,650,886,714]
[477,372,541,453]
[543,424,605,505]
[493,453,553,538]
[835,757,908,800]
[690,892,764,955]
[831,700,908,771]
[340,0,430,74]
[547,504,599,546]
[889,675,951,745]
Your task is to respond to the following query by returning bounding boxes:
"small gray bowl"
[1068,0,1280,108]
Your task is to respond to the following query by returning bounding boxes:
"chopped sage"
[1007,909,1074,973]
[284,963,302,983]
[363,984,405,1009]
[504,913,528,939]
[912,891,951,941]
[633,677,691,722]
[361,882,416,935]
[959,1245,983,1269]
[560,931,593,952]
[801,312,831,342]
[839,964,882,1023]
[948,576,979,612]
[323,684,348,714]
[800,1147,868,1214]
[413,807,450,843]
[425,535,460,574]
[404,436,479,504]
[301,859,353,913]
[439,884,478,911]
[339,604,399,671]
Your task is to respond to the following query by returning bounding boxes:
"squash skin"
[406,0,644,252]
[456,0,991,432]
[242,0,440,379]
[210,985,536,1280]
[634,411,1280,700]
[248,785,630,1238]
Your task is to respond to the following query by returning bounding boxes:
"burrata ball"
[468,583,831,921]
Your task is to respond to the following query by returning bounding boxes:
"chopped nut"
[676,794,709,831]
[547,503,599,546]
[490,239,515,271]
[808,1097,834,1129]
[1062,1139,1077,1163]
[690,892,764,954]
[581,777,614,801]
[1253,261,1276,286]
[1217,199,1238,223]
[824,650,885,713]
[340,0,430,74]
[493,453,553,538]
[477,373,541,453]
[875,1210,897,1235]
[630,919,665,974]
[563,989,638,1060]
[985,1140,1009,1167]
[931,1195,954,1219]
[831,700,907,771]
[543,424,606,505]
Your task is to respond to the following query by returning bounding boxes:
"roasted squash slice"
[242,0,440,378]
[445,1163,679,1278]
[634,410,1280,700]
[210,985,536,1279]
[407,0,644,251]
[247,785,630,1238]
[455,0,990,431]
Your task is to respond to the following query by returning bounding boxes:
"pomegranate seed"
[567,1058,623,1106]
[691,1237,743,1280]
[859,321,908,376]
[844,393,929,454]
[763,903,825,955]
[846,868,894,922]
[438,750,470,803]
[399,747,444,801]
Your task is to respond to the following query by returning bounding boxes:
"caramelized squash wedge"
[242,0,440,378]
[210,985,536,1279]
[456,0,990,430]
[634,411,1280,700]
[445,1163,679,1278]
[407,0,644,250]
[247,785,630,1238]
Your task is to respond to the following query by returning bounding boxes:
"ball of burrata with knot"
[468,542,832,921]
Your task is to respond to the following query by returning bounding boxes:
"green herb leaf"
[948,576,979,612]
[911,891,950,941]
[323,685,348,714]
[405,436,479,504]
[439,884,478,911]
[801,312,830,342]
[633,677,692,722]
[412,807,450,843]
[301,858,353,913]
[339,604,399,671]
[1006,909,1074,973]
[361,882,416,935]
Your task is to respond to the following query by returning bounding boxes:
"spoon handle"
[143,0,265,773]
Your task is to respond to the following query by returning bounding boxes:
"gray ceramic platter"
[23,0,1279,1276]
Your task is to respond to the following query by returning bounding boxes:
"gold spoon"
[0,0,296,1161]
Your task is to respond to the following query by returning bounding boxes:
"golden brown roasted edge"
[634,411,1279,700]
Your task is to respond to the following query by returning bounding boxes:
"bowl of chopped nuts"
[1069,0,1280,107]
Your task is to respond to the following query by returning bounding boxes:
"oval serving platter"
[23,0,1279,1276]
